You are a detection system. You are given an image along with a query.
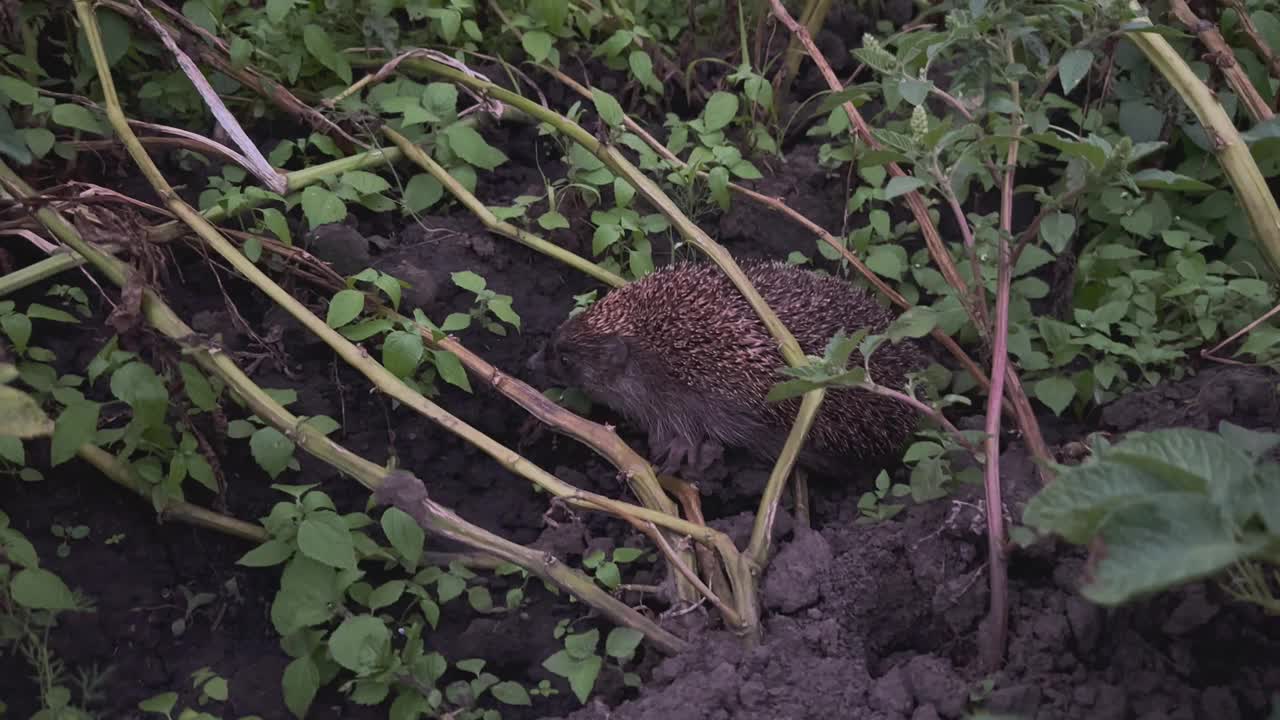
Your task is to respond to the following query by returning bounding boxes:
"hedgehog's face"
[530,321,632,402]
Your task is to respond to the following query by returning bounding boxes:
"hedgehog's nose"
[526,344,547,374]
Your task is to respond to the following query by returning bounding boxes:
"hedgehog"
[527,259,931,480]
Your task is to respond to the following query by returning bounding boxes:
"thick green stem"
[1125,5,1280,277]
[0,159,689,655]
[745,388,825,568]
[78,444,266,542]
[381,127,625,288]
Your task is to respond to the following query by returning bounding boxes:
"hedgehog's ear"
[600,335,630,371]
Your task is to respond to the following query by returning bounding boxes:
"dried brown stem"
[1220,0,1280,109]
[1171,0,1274,121]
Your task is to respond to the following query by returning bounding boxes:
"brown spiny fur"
[535,259,931,477]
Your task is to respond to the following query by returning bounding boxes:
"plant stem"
[77,444,267,542]
[746,388,826,568]
[1126,2,1280,277]
[0,160,689,656]
[381,127,625,288]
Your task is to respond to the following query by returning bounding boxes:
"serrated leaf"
[342,170,391,195]
[1023,462,1176,544]
[300,185,346,229]
[542,650,601,704]
[329,614,390,673]
[297,511,356,569]
[1082,494,1267,605]
[250,426,295,480]
[368,580,406,611]
[1104,429,1252,496]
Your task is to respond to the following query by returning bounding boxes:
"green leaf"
[51,104,104,134]
[0,76,38,105]
[329,614,390,674]
[1082,494,1267,605]
[440,313,471,332]
[451,270,487,293]
[444,124,508,171]
[1033,376,1075,416]
[11,568,77,610]
[1023,462,1176,544]
[1,313,30,352]
[109,361,169,427]
[612,547,644,563]
[300,186,346,229]
[297,511,357,569]
[381,506,424,569]
[282,656,319,719]
[595,561,620,588]
[51,401,99,466]
[703,91,738,131]
[542,650,601,704]
[882,175,925,200]
[866,244,904,279]
[885,306,936,341]
[0,386,53,438]
[628,50,661,92]
[1104,428,1251,492]
[436,573,465,604]
[491,680,532,706]
[604,627,643,660]
[1058,48,1094,95]
[1131,169,1215,192]
[1039,213,1076,253]
[342,170,391,195]
[522,30,553,62]
[591,88,625,128]
[270,557,340,634]
[237,538,295,567]
[433,350,472,392]
[564,628,599,659]
[382,330,424,378]
[21,128,55,158]
[403,174,444,213]
[26,303,78,324]
[467,586,493,611]
[179,362,217,411]
[138,692,178,715]
[302,25,352,83]
[326,289,366,328]
[250,426,295,480]
[368,580,406,611]
[0,436,23,464]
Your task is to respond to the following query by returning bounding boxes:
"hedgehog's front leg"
[650,432,724,479]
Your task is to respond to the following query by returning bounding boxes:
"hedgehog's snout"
[526,342,548,374]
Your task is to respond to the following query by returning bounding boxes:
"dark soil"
[4,38,1280,720]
